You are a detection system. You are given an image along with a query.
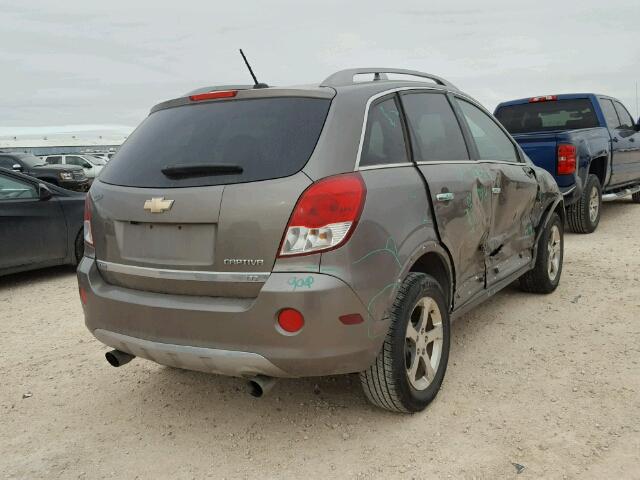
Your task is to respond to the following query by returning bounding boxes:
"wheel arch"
[588,156,608,187]
[406,244,454,312]
[533,196,564,261]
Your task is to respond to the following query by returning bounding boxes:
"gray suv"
[78,68,564,412]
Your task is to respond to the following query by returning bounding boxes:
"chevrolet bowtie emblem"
[144,197,174,213]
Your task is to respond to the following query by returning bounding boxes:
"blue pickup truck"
[495,94,640,233]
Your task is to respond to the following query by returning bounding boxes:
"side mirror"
[636,118,640,131]
[12,163,22,172]
[83,163,92,169]
[38,183,53,201]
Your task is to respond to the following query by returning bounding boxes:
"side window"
[46,155,62,165]
[600,99,621,129]
[0,156,20,169]
[613,101,635,130]
[0,173,38,200]
[360,96,409,167]
[66,156,86,167]
[457,99,519,162]
[402,92,469,161]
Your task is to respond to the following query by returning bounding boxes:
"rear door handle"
[436,192,454,202]
[492,187,501,194]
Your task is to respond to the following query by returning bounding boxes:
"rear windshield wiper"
[161,163,243,179]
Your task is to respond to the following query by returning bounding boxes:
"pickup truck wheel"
[632,191,640,203]
[519,212,563,294]
[360,273,450,413]
[566,174,601,233]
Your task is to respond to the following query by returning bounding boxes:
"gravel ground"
[1,199,639,479]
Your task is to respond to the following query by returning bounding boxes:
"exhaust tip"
[248,380,264,398]
[105,349,134,367]
[246,375,277,398]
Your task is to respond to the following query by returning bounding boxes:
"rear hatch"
[92,88,333,297]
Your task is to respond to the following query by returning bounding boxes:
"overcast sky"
[1,0,638,133]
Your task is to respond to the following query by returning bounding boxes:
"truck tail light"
[278,173,366,257]
[84,195,94,246]
[529,95,558,103]
[557,144,577,175]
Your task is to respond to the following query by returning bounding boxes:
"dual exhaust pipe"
[104,349,277,397]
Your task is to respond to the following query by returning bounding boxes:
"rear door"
[401,91,492,308]
[91,93,331,297]
[0,172,67,269]
[609,100,640,185]
[455,98,539,286]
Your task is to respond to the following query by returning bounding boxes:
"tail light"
[557,144,577,175]
[529,95,558,103]
[84,195,94,246]
[278,173,366,257]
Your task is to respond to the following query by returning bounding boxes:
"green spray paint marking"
[352,237,402,269]
[288,276,314,291]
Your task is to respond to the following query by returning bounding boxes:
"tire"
[566,174,601,233]
[519,212,563,294]
[632,191,640,203]
[360,273,450,413]
[73,230,84,265]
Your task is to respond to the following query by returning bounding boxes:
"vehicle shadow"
[0,265,77,291]
[564,197,637,236]
[599,198,637,221]
[93,285,524,423]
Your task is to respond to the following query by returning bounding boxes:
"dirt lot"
[1,199,639,479]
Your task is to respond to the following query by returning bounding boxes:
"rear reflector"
[277,308,304,333]
[189,90,237,102]
[557,144,577,175]
[529,95,558,103]
[278,173,366,257]
[79,287,88,305]
[339,313,364,325]
[84,195,93,246]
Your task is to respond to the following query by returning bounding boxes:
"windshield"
[495,99,599,134]
[19,154,46,167]
[99,97,331,188]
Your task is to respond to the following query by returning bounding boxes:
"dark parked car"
[79,68,564,412]
[0,167,85,276]
[495,94,640,233]
[0,152,89,192]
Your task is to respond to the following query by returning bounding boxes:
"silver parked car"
[44,154,107,182]
[78,68,564,412]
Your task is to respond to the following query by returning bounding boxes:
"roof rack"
[320,68,457,90]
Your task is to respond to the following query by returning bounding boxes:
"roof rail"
[320,68,457,90]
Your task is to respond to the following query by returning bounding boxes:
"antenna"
[239,49,268,89]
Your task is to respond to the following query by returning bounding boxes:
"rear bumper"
[93,329,289,377]
[77,257,379,378]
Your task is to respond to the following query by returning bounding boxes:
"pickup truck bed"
[495,93,640,233]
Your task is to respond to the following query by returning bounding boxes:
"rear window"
[99,97,331,188]
[495,99,598,134]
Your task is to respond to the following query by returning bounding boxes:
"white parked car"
[43,154,107,181]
